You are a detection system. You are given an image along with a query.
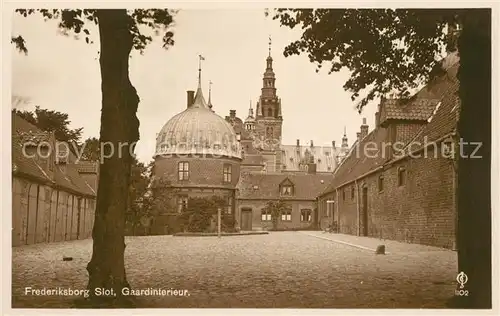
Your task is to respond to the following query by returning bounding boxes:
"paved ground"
[12,231,458,308]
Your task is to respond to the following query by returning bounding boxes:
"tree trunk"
[84,9,140,307]
[455,9,491,308]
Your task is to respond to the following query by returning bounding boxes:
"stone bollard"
[375,245,385,255]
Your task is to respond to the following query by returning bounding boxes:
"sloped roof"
[321,127,388,195]
[237,172,331,200]
[320,55,460,197]
[379,98,439,125]
[241,154,264,166]
[281,144,338,172]
[12,113,96,197]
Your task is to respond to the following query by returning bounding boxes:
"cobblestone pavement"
[12,232,458,308]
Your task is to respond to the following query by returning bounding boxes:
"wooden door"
[241,208,252,231]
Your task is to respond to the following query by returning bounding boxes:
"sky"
[11,9,378,163]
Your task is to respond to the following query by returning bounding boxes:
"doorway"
[362,187,368,236]
[241,208,253,231]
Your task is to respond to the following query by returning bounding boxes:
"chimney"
[332,141,336,148]
[310,140,314,148]
[187,90,195,108]
[360,117,369,139]
[296,139,300,147]
[307,163,317,174]
[230,110,236,118]
[375,112,380,127]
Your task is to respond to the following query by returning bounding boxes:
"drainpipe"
[355,179,360,236]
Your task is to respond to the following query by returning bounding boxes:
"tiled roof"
[237,172,331,200]
[241,154,264,166]
[398,65,460,155]
[321,55,460,197]
[281,144,338,172]
[379,53,460,126]
[379,98,439,125]
[12,113,96,197]
[76,161,99,173]
[54,164,95,196]
[321,127,388,195]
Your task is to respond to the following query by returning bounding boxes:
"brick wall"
[333,145,455,249]
[154,155,241,189]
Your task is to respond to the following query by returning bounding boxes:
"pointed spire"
[192,55,208,109]
[198,55,203,86]
[247,100,254,119]
[342,126,348,148]
[208,80,213,110]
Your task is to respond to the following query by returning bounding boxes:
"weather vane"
[268,35,272,56]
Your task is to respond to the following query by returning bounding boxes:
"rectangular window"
[281,185,293,196]
[281,209,292,221]
[300,209,312,222]
[378,175,384,192]
[223,164,232,183]
[398,167,406,186]
[178,161,189,181]
[261,209,271,221]
[351,186,355,200]
[177,195,188,213]
[342,189,346,201]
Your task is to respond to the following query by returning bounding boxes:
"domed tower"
[153,60,242,231]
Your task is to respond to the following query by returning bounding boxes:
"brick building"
[318,53,460,249]
[236,171,331,231]
[11,113,98,246]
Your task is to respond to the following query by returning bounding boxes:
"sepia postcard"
[3,2,498,315]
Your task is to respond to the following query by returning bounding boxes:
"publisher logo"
[456,271,468,289]
[455,272,469,297]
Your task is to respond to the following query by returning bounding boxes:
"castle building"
[151,48,348,232]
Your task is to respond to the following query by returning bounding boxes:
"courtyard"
[12,231,458,308]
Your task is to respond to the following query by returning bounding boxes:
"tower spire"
[198,54,205,89]
[208,80,213,110]
[248,100,253,117]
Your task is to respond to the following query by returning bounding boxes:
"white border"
[2,1,499,316]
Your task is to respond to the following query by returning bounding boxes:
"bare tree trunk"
[84,9,140,307]
[455,9,491,309]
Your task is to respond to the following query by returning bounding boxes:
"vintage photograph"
[7,6,493,311]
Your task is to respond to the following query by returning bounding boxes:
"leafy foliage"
[12,9,176,54]
[263,199,289,230]
[80,137,100,161]
[269,9,463,110]
[12,106,83,143]
[178,196,227,233]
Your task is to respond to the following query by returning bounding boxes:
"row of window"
[340,167,408,201]
[260,209,312,222]
[177,162,232,183]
